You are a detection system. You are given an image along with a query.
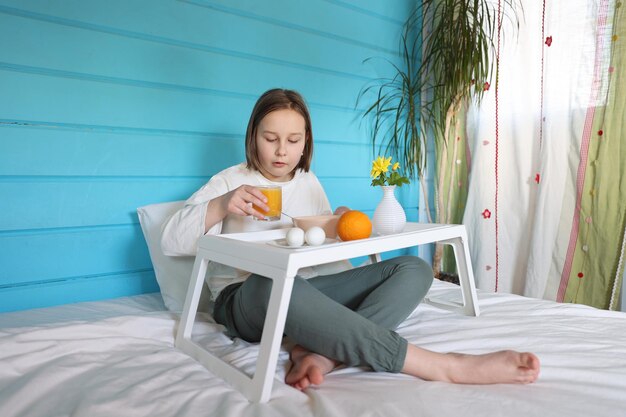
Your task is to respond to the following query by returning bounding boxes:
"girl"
[161,89,540,390]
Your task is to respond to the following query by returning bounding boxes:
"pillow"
[137,201,212,313]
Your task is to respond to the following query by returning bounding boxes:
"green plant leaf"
[358,0,521,185]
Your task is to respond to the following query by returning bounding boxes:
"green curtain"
[434,101,470,276]
[561,4,625,309]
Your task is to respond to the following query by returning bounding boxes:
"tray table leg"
[176,255,209,344]
[424,234,480,317]
[176,251,296,403]
[250,275,295,403]
[175,254,258,400]
[369,253,382,264]
[445,235,480,316]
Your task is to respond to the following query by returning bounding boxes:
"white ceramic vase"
[372,185,406,235]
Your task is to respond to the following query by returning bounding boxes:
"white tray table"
[176,222,479,403]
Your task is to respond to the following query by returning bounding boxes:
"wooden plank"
[312,142,378,177]
[321,177,420,211]
[0,12,373,110]
[0,179,207,231]
[0,125,375,177]
[0,125,244,176]
[0,270,159,313]
[0,225,153,286]
[0,70,368,143]
[0,1,401,79]
[0,205,418,287]
[180,0,402,53]
[324,0,413,23]
[0,177,417,230]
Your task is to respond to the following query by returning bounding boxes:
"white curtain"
[464,0,618,300]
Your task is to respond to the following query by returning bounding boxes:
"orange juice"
[253,186,282,221]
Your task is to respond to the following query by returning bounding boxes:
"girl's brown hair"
[245,89,313,173]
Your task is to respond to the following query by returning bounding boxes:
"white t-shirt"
[161,163,351,299]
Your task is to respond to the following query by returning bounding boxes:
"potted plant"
[358,0,520,277]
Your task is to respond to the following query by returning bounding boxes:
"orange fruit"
[336,210,372,241]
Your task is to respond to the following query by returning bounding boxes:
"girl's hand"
[334,206,350,216]
[219,185,270,220]
[205,185,270,232]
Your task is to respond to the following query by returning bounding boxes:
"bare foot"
[285,345,338,390]
[445,350,540,384]
[403,345,540,384]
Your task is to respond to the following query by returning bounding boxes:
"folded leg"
[227,256,433,372]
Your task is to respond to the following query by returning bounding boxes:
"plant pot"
[372,185,406,235]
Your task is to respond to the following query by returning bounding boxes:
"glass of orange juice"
[253,185,282,221]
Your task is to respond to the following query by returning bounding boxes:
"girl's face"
[255,108,307,182]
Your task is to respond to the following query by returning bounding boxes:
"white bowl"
[292,215,340,238]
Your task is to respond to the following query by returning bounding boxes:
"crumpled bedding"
[1,280,626,417]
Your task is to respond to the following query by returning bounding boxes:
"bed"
[2,279,626,417]
[3,200,626,416]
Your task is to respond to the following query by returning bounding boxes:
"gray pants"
[213,255,433,373]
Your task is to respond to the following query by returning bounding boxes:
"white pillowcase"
[137,201,212,312]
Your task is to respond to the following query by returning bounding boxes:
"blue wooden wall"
[0,0,418,312]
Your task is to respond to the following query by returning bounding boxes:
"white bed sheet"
[1,280,626,417]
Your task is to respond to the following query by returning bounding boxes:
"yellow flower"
[370,156,410,187]
[372,156,392,174]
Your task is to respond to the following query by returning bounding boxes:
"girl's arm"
[162,181,269,256]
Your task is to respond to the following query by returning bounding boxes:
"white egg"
[286,227,305,247]
[304,226,326,246]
